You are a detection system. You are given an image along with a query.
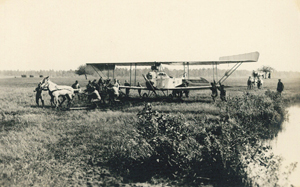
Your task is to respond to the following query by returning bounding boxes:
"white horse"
[40,76,74,108]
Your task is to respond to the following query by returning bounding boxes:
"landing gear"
[142,93,148,98]
[172,90,183,99]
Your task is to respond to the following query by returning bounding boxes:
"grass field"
[0,75,300,186]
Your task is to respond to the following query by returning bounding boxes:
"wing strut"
[218,62,243,84]
[142,74,157,96]
[135,63,137,86]
[90,65,105,78]
[187,62,190,79]
[212,64,214,81]
[130,64,132,86]
[212,62,219,82]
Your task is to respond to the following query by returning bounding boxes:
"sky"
[0,0,300,72]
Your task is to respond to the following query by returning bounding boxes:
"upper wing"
[86,62,158,71]
[219,51,259,62]
[172,52,259,65]
[172,51,260,65]
[86,51,259,70]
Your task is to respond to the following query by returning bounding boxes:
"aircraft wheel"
[142,93,148,98]
[178,91,183,98]
[168,94,173,100]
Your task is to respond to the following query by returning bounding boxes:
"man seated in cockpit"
[146,72,156,89]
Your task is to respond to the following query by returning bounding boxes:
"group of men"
[246,77,284,95]
[34,77,285,107]
[250,77,285,95]
[209,78,285,103]
[80,78,121,102]
[210,81,227,102]
[247,76,263,90]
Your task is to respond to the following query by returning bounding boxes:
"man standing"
[112,79,120,101]
[98,77,104,92]
[257,77,262,89]
[72,80,81,100]
[277,79,284,96]
[124,80,130,97]
[210,82,218,102]
[217,83,227,102]
[86,80,92,90]
[34,83,44,107]
[247,76,252,90]
[137,82,142,97]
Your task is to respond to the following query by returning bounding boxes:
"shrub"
[107,92,290,186]
[219,91,286,140]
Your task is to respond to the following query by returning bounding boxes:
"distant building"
[39,75,43,78]
[21,75,27,78]
[30,75,34,78]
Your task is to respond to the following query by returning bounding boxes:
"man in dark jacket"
[217,83,227,102]
[124,80,130,97]
[277,79,284,96]
[34,83,44,107]
[210,82,218,102]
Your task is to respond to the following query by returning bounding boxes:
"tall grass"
[0,76,299,186]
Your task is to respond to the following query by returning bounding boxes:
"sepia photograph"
[1,0,300,186]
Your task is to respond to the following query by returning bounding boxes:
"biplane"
[86,51,259,99]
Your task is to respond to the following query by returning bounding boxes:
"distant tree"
[258,66,275,79]
[75,65,94,79]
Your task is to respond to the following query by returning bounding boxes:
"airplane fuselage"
[146,71,183,89]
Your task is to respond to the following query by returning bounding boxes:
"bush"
[219,91,286,140]
[107,92,290,186]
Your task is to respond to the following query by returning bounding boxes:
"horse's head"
[40,76,50,90]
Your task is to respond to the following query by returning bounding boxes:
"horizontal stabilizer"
[219,51,259,62]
